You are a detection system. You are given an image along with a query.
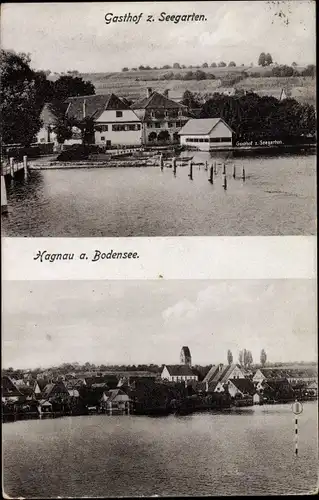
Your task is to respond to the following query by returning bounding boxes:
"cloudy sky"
[1,1,315,73]
[2,280,316,369]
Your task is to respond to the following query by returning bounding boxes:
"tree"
[258,52,266,67]
[157,130,170,142]
[181,90,201,109]
[227,350,233,365]
[52,75,95,101]
[173,62,181,69]
[210,62,217,67]
[218,61,226,67]
[194,69,206,80]
[0,49,51,145]
[265,53,273,66]
[228,61,236,67]
[291,62,297,67]
[239,350,244,366]
[260,349,267,367]
[122,67,129,72]
[202,62,208,68]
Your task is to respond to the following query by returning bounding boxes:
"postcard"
[1,1,317,498]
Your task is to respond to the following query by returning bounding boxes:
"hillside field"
[77,67,315,105]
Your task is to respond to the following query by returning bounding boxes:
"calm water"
[1,152,316,236]
[3,403,318,497]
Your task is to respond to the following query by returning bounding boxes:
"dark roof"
[36,379,48,391]
[164,365,196,376]
[229,378,255,395]
[131,91,187,110]
[65,94,129,121]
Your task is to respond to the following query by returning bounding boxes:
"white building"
[178,118,234,150]
[65,94,143,147]
[161,365,198,383]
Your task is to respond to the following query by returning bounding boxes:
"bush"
[56,144,90,161]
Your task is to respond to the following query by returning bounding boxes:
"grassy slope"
[75,67,316,105]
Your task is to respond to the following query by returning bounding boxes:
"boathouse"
[178,118,234,150]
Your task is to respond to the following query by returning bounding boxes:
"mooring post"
[223,174,227,190]
[214,162,217,175]
[1,176,8,214]
[233,164,236,179]
[23,155,28,178]
[205,160,208,171]
[242,166,246,181]
[188,161,193,180]
[159,154,163,170]
[209,165,214,184]
[222,163,226,175]
[9,157,14,178]
[173,157,177,175]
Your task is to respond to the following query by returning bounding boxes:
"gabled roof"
[103,388,129,402]
[229,378,255,395]
[131,91,187,110]
[203,365,220,383]
[178,118,233,135]
[164,365,196,377]
[65,93,129,121]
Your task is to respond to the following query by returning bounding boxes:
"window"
[101,136,105,141]
[155,123,161,129]
[209,137,232,143]
[116,111,123,118]
[99,125,108,132]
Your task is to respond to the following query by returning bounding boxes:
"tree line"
[191,91,316,141]
[0,49,95,146]
[227,349,267,367]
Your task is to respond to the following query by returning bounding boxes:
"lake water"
[3,402,318,497]
[1,152,316,237]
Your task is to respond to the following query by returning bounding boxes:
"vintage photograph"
[2,279,318,497]
[0,1,316,237]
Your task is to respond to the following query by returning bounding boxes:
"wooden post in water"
[208,165,214,184]
[233,164,236,179]
[214,162,217,175]
[159,154,163,170]
[223,174,227,190]
[1,176,8,214]
[222,163,226,175]
[9,157,14,178]
[173,157,177,175]
[205,160,208,171]
[242,166,246,181]
[23,155,28,178]
[188,160,193,180]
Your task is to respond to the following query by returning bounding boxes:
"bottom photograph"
[2,279,318,498]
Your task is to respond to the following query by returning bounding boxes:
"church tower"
[180,346,192,366]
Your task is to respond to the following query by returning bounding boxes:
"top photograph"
[1,1,316,237]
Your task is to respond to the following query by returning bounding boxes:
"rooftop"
[178,118,233,135]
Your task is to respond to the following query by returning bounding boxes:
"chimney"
[83,99,87,119]
[163,89,169,98]
[219,363,223,372]
[147,87,152,98]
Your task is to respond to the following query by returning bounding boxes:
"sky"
[1,1,316,73]
[2,280,317,369]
